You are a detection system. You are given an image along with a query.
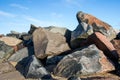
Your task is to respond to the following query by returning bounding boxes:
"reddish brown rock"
[0,61,16,74]
[33,27,70,59]
[77,11,116,41]
[111,39,120,57]
[87,32,118,61]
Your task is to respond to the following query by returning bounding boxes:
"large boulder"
[44,26,71,44]
[87,32,119,61]
[0,61,16,74]
[24,55,52,79]
[33,27,70,59]
[77,11,116,40]
[54,44,114,78]
[0,41,14,60]
[71,11,116,49]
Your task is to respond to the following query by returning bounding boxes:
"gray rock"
[71,22,93,49]
[8,47,34,62]
[33,27,70,59]
[28,24,38,34]
[116,32,120,39]
[24,55,52,79]
[54,44,114,78]
[0,41,14,60]
[44,26,71,44]
[68,76,81,80]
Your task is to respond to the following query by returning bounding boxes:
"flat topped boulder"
[33,27,70,59]
[0,37,22,46]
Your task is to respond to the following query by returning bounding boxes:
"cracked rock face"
[54,44,114,78]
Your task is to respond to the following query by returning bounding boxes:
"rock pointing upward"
[77,11,116,40]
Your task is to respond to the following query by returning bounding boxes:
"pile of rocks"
[0,11,120,80]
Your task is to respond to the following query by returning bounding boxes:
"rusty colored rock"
[87,32,118,61]
[76,11,116,41]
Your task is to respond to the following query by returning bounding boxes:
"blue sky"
[0,0,120,34]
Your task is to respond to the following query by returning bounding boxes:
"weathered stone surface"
[8,47,34,62]
[45,26,71,44]
[24,55,52,79]
[33,27,70,59]
[54,44,114,78]
[0,41,14,59]
[0,71,25,80]
[87,32,119,61]
[111,39,120,57]
[28,24,38,34]
[76,11,116,41]
[0,61,16,74]
[0,37,22,46]
[71,22,93,49]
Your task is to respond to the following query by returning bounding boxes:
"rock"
[6,30,21,38]
[0,34,4,38]
[71,22,93,49]
[111,39,120,57]
[0,37,23,52]
[68,76,81,80]
[77,11,116,41]
[54,44,114,78]
[0,37,22,46]
[116,32,120,39]
[28,24,38,34]
[87,32,119,61]
[45,26,71,45]
[0,71,25,80]
[0,41,14,60]
[0,61,16,74]
[24,55,52,79]
[8,47,34,62]
[33,27,70,59]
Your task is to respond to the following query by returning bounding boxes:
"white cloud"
[0,10,16,17]
[23,15,62,27]
[51,12,63,18]
[24,16,43,23]
[10,3,29,10]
